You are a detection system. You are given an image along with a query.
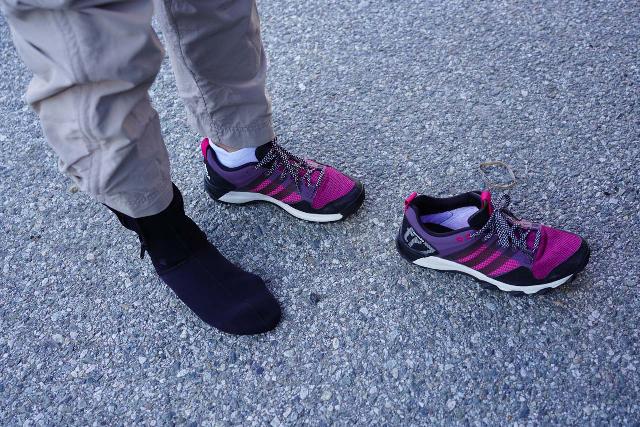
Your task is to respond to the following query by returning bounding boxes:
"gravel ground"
[1,0,639,425]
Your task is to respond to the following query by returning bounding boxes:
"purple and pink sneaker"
[202,138,365,222]
[397,190,590,294]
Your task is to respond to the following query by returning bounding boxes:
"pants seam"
[55,11,93,137]
[53,9,101,194]
[212,119,273,133]
[162,3,218,138]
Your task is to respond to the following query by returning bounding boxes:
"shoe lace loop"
[471,193,541,258]
[255,137,325,190]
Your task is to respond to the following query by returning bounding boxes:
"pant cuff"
[98,180,174,218]
[192,113,275,149]
[217,122,275,149]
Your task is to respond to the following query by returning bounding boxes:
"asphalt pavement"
[1,0,639,424]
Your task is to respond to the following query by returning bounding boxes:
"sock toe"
[159,247,281,334]
[219,289,282,335]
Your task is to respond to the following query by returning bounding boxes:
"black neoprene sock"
[109,184,281,335]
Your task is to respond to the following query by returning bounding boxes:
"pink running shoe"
[202,138,365,222]
[397,190,590,294]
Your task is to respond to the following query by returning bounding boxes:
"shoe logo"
[455,232,473,242]
[404,226,436,255]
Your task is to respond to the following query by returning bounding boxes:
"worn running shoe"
[396,190,590,294]
[202,138,365,222]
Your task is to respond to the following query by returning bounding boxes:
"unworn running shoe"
[396,190,590,294]
[202,138,365,222]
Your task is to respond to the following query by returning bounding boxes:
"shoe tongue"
[254,141,323,185]
[468,204,490,229]
[255,141,274,161]
[525,222,545,253]
[526,229,537,251]
[467,190,542,251]
[468,192,491,229]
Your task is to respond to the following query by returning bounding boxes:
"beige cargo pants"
[1,0,274,217]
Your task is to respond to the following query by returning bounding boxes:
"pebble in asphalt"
[1,1,639,424]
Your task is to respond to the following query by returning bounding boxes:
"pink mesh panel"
[311,167,355,209]
[267,185,286,197]
[252,179,272,192]
[281,192,302,204]
[457,244,489,263]
[488,258,522,277]
[309,169,322,183]
[531,225,582,279]
[472,249,502,270]
[526,228,537,250]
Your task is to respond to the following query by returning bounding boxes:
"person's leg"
[1,0,172,217]
[154,0,274,149]
[1,0,280,333]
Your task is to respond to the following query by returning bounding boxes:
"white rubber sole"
[218,191,343,223]
[413,256,573,294]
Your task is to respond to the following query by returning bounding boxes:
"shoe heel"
[204,176,229,200]
[395,233,424,263]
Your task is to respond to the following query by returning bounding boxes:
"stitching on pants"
[214,118,273,133]
[53,9,101,195]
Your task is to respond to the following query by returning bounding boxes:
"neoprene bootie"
[110,184,281,335]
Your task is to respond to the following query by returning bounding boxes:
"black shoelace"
[255,138,325,191]
[471,193,541,258]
